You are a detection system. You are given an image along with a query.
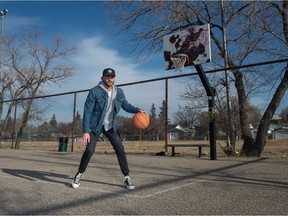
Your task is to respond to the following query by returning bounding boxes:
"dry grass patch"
[0,139,286,159]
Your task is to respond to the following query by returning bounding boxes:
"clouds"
[2,1,187,123]
[72,36,140,87]
[46,34,186,122]
[5,15,42,33]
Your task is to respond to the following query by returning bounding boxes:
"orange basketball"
[132,112,150,130]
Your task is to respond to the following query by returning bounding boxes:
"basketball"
[132,112,150,130]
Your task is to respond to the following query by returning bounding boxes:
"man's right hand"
[80,133,90,146]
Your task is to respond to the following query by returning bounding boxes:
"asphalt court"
[0,149,287,215]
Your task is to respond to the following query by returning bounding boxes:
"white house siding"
[169,132,179,140]
[273,129,288,139]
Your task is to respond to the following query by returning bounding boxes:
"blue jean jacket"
[82,85,140,134]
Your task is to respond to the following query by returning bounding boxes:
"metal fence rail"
[1,58,287,153]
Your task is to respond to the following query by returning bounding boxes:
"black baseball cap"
[102,68,116,76]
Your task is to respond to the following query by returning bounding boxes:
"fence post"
[165,78,168,153]
[71,92,77,152]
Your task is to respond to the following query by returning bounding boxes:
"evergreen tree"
[37,121,51,141]
[74,111,83,136]
[158,100,166,121]
[150,103,156,120]
[50,114,58,131]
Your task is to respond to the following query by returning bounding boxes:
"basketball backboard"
[163,24,211,70]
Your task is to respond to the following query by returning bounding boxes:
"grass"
[1,139,287,159]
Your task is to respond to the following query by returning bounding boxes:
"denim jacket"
[82,84,140,134]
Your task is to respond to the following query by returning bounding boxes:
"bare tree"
[279,106,288,123]
[3,29,77,149]
[248,64,288,156]
[174,105,201,128]
[240,1,288,156]
[107,1,288,156]
[178,75,261,141]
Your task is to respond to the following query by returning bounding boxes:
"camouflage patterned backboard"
[163,24,211,70]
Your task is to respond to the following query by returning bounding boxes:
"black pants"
[78,128,130,176]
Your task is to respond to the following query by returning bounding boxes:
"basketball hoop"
[170,53,189,71]
[163,24,211,70]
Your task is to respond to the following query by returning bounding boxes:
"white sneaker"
[124,176,135,190]
[71,172,83,189]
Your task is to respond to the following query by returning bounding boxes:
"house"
[251,124,288,140]
[168,124,195,140]
[272,127,288,139]
[251,128,273,139]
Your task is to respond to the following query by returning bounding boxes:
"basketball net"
[170,53,189,71]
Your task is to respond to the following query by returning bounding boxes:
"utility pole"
[0,9,8,146]
[0,9,8,78]
[220,1,235,150]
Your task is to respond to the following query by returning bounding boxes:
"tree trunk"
[227,62,255,154]
[14,99,33,149]
[0,92,3,142]
[243,64,288,156]
[0,92,3,120]
[210,30,255,153]
[1,102,14,132]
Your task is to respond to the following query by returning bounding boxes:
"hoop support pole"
[195,64,217,160]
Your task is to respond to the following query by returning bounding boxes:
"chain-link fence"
[1,59,287,155]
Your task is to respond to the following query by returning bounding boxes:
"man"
[71,68,144,190]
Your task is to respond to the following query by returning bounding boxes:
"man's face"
[102,75,115,88]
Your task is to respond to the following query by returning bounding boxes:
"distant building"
[251,123,288,140]
[272,127,288,139]
[168,124,195,140]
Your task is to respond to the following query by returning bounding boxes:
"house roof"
[168,124,194,133]
[273,127,288,132]
[269,124,283,130]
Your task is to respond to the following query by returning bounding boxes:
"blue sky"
[1,1,287,124]
[1,1,191,123]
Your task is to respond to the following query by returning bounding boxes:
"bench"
[166,144,209,157]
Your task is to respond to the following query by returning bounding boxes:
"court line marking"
[0,173,205,199]
[0,162,268,199]
[79,178,206,199]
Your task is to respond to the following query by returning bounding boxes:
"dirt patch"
[261,139,287,159]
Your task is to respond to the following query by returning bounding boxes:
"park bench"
[166,144,209,157]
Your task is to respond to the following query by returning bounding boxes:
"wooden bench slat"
[166,144,209,157]
[166,144,209,147]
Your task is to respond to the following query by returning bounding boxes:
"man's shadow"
[2,168,71,187]
[2,168,124,189]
